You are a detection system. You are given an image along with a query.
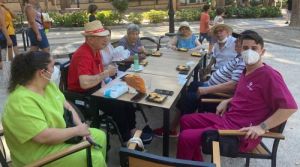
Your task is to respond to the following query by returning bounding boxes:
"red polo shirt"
[68,42,104,93]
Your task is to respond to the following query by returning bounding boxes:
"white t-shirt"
[213,16,224,25]
[100,43,114,69]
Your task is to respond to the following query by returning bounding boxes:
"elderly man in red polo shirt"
[68,21,152,143]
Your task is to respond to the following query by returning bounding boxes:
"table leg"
[163,108,170,157]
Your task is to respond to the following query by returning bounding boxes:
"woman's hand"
[75,123,90,137]
[239,125,266,139]
[216,99,231,116]
[6,38,13,46]
[36,33,42,41]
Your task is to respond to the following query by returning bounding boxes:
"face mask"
[242,49,260,65]
[43,66,60,82]
[218,37,227,44]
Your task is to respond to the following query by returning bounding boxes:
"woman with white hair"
[168,21,201,51]
[118,23,146,61]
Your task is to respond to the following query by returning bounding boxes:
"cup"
[144,76,152,91]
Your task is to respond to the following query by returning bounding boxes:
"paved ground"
[0,16,300,167]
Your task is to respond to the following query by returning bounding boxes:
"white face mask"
[43,66,60,82]
[218,37,228,44]
[241,49,260,65]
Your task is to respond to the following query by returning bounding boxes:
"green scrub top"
[2,82,106,167]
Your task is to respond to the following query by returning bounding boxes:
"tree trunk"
[211,0,216,9]
[263,0,269,6]
[290,0,300,27]
[268,0,275,6]
[244,0,250,7]
[216,0,225,8]
[60,0,71,10]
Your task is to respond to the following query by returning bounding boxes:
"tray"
[146,92,167,104]
[151,51,162,57]
[191,52,202,57]
[177,48,188,52]
[176,65,190,71]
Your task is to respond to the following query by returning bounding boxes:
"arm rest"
[25,141,91,167]
[218,130,285,140]
[212,141,221,167]
[201,98,226,103]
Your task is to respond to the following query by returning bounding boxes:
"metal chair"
[58,60,125,149]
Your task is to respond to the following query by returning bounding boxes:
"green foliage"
[128,12,143,24]
[49,11,88,27]
[142,10,168,23]
[250,0,263,6]
[111,0,128,13]
[225,6,281,18]
[176,9,201,21]
[96,10,122,26]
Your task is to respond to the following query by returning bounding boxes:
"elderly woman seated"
[168,21,201,51]
[2,51,107,167]
[118,23,147,62]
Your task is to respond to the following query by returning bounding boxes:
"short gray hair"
[127,24,140,34]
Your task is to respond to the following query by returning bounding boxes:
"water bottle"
[133,53,139,70]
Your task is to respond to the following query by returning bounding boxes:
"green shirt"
[2,82,67,166]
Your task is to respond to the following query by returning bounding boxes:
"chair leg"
[245,158,250,167]
[271,158,276,167]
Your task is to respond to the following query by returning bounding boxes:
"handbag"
[63,108,83,144]
[202,130,240,157]
[2,46,15,86]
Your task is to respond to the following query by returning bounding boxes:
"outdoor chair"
[0,104,94,167]
[58,60,125,149]
[120,130,221,167]
[217,122,286,167]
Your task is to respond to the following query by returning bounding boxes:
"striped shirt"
[208,54,245,86]
[212,35,237,69]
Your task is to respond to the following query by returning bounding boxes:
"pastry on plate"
[191,52,201,57]
[152,51,162,57]
[178,48,188,52]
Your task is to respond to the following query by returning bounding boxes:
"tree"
[216,0,225,8]
[290,0,300,27]
[60,0,71,10]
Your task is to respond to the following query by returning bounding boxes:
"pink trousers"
[176,113,260,161]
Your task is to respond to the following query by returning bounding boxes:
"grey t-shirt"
[118,36,142,56]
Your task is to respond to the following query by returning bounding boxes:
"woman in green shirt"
[2,51,107,167]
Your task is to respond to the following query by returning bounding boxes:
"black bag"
[63,108,83,144]
[202,130,240,157]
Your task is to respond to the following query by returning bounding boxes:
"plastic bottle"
[133,53,139,70]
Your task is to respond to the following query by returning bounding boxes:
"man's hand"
[239,125,266,139]
[107,65,117,76]
[216,99,230,116]
[75,123,90,137]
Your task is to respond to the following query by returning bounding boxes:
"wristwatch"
[260,122,269,131]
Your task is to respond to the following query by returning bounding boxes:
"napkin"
[103,82,128,98]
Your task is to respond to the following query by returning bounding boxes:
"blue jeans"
[176,81,209,115]
[28,28,49,49]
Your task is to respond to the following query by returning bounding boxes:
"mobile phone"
[154,89,174,96]
[179,71,189,75]
[131,93,146,102]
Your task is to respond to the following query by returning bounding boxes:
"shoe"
[153,127,178,138]
[140,132,153,145]
[285,21,289,24]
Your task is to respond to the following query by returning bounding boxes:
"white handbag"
[2,46,15,86]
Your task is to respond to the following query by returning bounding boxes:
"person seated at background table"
[205,24,237,74]
[68,20,152,143]
[118,23,147,61]
[168,21,201,51]
[88,4,98,22]
[2,51,107,167]
[176,30,298,161]
[154,31,247,137]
